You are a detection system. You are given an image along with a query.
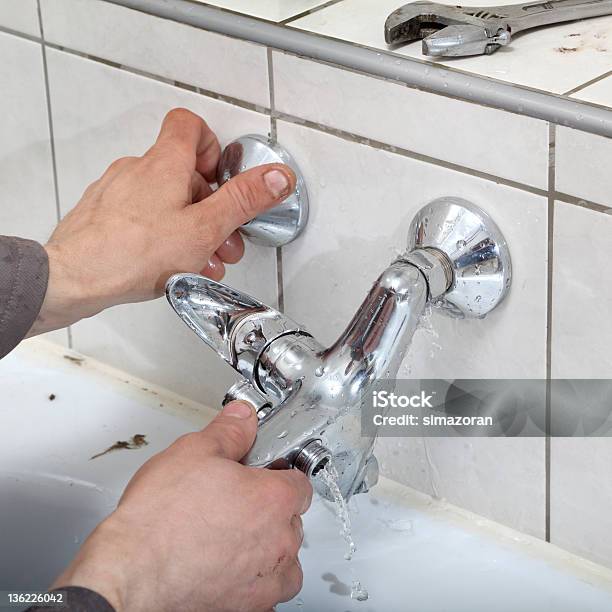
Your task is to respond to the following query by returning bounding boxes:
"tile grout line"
[36,1,73,349]
[280,0,347,25]
[0,23,41,43]
[554,192,612,214]
[545,123,556,544]
[267,48,284,313]
[267,49,277,142]
[563,70,612,97]
[274,110,550,197]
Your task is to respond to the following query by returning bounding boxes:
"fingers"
[277,559,304,604]
[201,253,225,281]
[290,515,304,546]
[197,401,258,461]
[273,469,314,516]
[152,108,221,181]
[191,171,213,203]
[191,163,296,242]
[214,231,244,264]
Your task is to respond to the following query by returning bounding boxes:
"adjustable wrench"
[385,0,612,56]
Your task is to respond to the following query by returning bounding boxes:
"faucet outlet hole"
[294,440,332,479]
[311,455,330,477]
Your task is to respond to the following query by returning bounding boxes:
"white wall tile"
[273,52,548,189]
[47,48,277,404]
[290,0,612,95]
[557,77,612,205]
[556,129,612,205]
[380,438,546,538]
[552,203,612,378]
[550,203,612,567]
[191,0,334,22]
[277,120,547,536]
[0,33,56,244]
[571,74,612,106]
[551,438,612,568]
[0,0,39,37]
[41,0,270,108]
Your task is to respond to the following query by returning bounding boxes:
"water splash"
[351,580,369,602]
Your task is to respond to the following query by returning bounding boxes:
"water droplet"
[475,295,482,302]
[277,430,288,439]
[456,239,466,250]
[314,365,325,377]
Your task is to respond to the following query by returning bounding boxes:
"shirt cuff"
[24,587,115,612]
[0,236,49,359]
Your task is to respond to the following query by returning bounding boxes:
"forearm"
[0,236,49,359]
[26,243,108,337]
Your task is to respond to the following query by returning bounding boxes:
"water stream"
[315,462,369,602]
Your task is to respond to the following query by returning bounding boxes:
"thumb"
[199,400,258,461]
[197,163,296,241]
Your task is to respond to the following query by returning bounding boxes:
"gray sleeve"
[25,587,115,612]
[0,235,49,359]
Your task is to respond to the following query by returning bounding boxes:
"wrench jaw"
[384,3,449,45]
[385,13,437,45]
[423,24,511,57]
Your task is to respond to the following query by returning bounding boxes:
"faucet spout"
[324,260,429,388]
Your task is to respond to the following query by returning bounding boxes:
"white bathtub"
[1,340,611,612]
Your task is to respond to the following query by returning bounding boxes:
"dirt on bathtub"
[90,434,148,460]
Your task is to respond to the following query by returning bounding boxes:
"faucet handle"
[218,134,309,247]
[166,273,307,385]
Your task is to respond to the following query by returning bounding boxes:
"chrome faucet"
[166,136,512,499]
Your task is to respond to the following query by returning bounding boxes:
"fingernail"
[264,169,290,198]
[222,401,254,419]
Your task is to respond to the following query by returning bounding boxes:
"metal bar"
[108,0,612,138]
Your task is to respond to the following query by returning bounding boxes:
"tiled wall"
[1,0,611,568]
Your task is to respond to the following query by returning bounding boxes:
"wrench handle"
[507,0,612,33]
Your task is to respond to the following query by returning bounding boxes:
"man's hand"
[53,401,312,612]
[29,108,296,334]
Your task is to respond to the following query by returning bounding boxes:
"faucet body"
[167,255,441,498]
[166,198,512,499]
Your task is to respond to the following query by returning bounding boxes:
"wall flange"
[217,134,309,247]
[407,197,512,318]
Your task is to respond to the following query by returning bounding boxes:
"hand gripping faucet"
[166,135,512,499]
